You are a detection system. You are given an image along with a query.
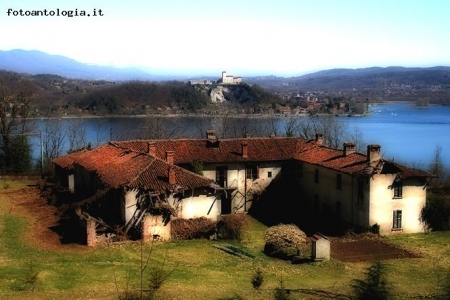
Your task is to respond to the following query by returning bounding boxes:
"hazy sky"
[2,0,450,76]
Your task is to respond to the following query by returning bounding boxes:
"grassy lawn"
[1,180,450,299]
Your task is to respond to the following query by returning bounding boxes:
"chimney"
[245,133,250,138]
[316,133,323,145]
[148,142,156,156]
[165,151,174,165]
[241,141,248,158]
[343,142,356,156]
[269,133,276,138]
[206,130,216,141]
[168,166,176,185]
[367,145,381,163]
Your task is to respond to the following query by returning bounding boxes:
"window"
[336,174,342,190]
[393,181,403,198]
[215,166,228,187]
[393,210,402,230]
[314,169,319,183]
[268,171,272,178]
[246,165,259,180]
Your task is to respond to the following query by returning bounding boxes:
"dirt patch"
[331,235,420,262]
[2,185,87,252]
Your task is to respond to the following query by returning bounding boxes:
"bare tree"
[0,74,36,170]
[429,145,447,183]
[42,120,66,168]
[140,115,182,139]
[67,120,88,152]
[346,126,366,153]
[92,119,109,146]
[212,112,232,139]
[262,114,280,137]
[282,117,301,137]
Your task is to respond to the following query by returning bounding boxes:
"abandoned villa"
[53,131,434,246]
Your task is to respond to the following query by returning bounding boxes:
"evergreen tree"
[352,260,390,300]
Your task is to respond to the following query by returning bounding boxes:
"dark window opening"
[246,165,259,180]
[336,174,342,190]
[216,166,228,187]
[393,181,403,198]
[393,210,402,229]
[314,169,319,183]
[268,171,272,178]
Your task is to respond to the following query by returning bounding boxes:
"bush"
[273,278,291,300]
[264,224,307,259]
[420,194,450,231]
[251,268,264,289]
[352,260,390,300]
[171,217,216,240]
[217,214,248,240]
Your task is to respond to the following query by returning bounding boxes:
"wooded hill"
[0,71,282,116]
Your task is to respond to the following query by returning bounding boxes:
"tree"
[42,120,66,172]
[429,145,447,183]
[67,120,88,152]
[420,194,450,231]
[0,73,36,172]
[352,260,390,300]
[6,135,32,173]
[140,115,182,139]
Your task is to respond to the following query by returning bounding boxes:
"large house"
[53,130,434,244]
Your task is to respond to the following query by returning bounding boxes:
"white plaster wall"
[203,162,282,213]
[179,195,219,221]
[143,214,171,241]
[124,189,139,224]
[369,175,426,234]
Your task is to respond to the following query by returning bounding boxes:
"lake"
[30,102,450,168]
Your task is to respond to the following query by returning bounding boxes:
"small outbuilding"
[310,232,330,261]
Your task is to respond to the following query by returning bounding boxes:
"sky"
[1,0,450,76]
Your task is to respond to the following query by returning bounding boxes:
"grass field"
[1,180,450,299]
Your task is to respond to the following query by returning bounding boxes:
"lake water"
[30,102,450,168]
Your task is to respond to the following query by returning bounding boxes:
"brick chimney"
[316,133,323,145]
[165,151,174,165]
[343,142,356,156]
[148,142,156,156]
[367,145,381,162]
[241,141,248,158]
[206,130,216,141]
[168,166,176,185]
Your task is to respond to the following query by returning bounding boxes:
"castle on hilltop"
[218,71,242,84]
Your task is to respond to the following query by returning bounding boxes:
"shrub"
[352,260,390,300]
[251,268,264,289]
[273,278,291,300]
[217,214,248,240]
[420,194,450,231]
[24,261,40,292]
[171,217,216,240]
[264,224,307,259]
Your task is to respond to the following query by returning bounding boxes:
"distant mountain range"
[1,49,450,92]
[0,49,162,81]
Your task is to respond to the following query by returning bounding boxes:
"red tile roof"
[54,143,215,194]
[113,137,317,163]
[114,137,433,178]
[52,149,88,169]
[54,137,434,193]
